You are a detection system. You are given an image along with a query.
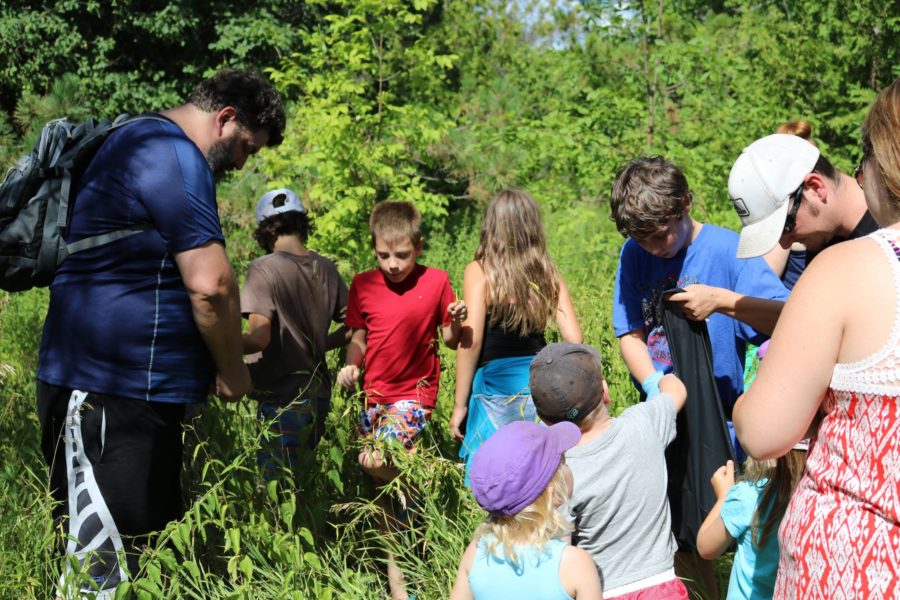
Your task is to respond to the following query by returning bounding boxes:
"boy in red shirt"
[338,200,466,599]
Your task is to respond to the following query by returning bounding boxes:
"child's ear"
[414,237,425,253]
[681,192,693,213]
[601,379,611,407]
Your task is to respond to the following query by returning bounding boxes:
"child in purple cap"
[449,421,602,600]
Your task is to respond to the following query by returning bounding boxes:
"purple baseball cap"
[470,420,581,517]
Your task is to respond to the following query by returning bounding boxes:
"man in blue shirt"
[36,69,285,595]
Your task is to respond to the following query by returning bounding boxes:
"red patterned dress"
[775,230,900,599]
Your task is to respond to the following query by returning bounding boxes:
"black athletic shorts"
[37,381,187,593]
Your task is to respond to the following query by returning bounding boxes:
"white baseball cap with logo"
[728,133,820,258]
[255,188,306,224]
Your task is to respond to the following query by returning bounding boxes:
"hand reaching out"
[667,284,722,321]
[447,300,468,324]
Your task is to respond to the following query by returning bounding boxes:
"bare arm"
[325,305,350,351]
[556,276,583,343]
[560,546,603,599]
[442,300,468,349]
[448,539,477,600]
[175,241,249,400]
[667,284,785,336]
[733,249,848,459]
[697,460,736,560]
[617,328,657,384]
[451,262,486,441]
[242,313,271,354]
[658,373,687,413]
[337,328,367,389]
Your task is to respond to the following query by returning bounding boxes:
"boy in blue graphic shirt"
[610,156,789,599]
[611,156,788,410]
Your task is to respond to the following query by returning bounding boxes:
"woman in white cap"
[733,79,900,598]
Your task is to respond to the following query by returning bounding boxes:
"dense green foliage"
[0,1,897,598]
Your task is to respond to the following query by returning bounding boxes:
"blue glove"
[641,370,664,398]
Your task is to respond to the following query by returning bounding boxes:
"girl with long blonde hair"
[450,189,582,480]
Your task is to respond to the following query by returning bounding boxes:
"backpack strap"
[64,114,175,257]
[110,113,173,131]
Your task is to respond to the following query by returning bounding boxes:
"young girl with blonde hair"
[451,189,582,479]
[450,421,602,600]
[697,448,806,599]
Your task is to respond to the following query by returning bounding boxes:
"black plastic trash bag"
[658,288,736,550]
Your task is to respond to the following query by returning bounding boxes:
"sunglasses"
[782,183,804,235]
[855,142,872,188]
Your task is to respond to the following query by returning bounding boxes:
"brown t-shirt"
[241,251,348,404]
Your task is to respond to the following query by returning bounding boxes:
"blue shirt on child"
[720,480,780,600]
[468,537,574,600]
[612,224,789,408]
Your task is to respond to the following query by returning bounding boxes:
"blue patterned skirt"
[459,355,540,484]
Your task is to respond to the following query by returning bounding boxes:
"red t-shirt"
[345,264,454,408]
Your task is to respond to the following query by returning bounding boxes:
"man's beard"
[206,134,238,182]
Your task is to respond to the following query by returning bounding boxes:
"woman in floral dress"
[733,79,900,599]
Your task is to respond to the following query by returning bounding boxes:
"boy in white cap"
[241,188,349,471]
[729,133,877,263]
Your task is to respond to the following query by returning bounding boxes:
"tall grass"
[0,179,732,598]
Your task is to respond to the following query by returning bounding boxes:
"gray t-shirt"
[566,395,677,591]
[241,251,348,403]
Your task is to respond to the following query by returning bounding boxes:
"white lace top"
[830,228,900,394]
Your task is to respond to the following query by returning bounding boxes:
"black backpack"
[0,114,162,292]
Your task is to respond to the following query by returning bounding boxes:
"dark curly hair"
[189,69,286,146]
[254,212,313,252]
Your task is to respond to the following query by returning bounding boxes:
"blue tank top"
[468,537,574,600]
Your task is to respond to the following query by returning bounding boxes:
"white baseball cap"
[728,134,820,258]
[255,188,306,224]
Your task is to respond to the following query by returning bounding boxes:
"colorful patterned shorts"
[359,400,432,450]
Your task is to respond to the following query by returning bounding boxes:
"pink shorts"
[606,577,688,600]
